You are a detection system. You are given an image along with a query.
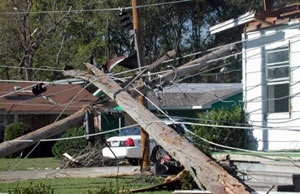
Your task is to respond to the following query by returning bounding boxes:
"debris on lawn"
[61,143,117,168]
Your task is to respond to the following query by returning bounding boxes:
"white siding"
[243,21,300,150]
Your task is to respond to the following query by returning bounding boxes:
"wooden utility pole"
[131,0,150,170]
[0,50,176,158]
[0,109,86,157]
[150,45,236,87]
[64,64,252,194]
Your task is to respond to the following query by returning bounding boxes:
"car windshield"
[119,127,140,136]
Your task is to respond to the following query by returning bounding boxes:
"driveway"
[0,166,140,182]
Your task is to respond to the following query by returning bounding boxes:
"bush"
[4,122,33,157]
[4,122,31,141]
[192,105,248,154]
[52,126,87,158]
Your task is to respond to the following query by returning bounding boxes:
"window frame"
[265,46,290,113]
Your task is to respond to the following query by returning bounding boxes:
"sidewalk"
[213,152,300,192]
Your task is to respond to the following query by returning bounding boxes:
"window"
[266,46,290,113]
[119,127,141,136]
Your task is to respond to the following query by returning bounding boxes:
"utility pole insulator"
[32,83,47,96]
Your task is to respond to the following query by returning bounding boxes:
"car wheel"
[127,158,140,166]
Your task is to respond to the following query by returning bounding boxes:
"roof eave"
[148,105,206,110]
[209,10,256,35]
[210,3,300,34]
[203,89,242,107]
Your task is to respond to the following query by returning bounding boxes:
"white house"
[243,20,300,151]
[210,3,300,150]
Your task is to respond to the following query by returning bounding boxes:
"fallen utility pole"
[149,45,236,87]
[0,108,86,157]
[64,63,251,194]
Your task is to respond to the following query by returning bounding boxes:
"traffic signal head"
[119,10,133,30]
[32,83,47,96]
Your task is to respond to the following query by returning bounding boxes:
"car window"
[119,127,141,136]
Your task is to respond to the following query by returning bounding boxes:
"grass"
[0,158,172,194]
[0,157,61,171]
[0,176,171,194]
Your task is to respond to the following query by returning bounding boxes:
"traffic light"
[32,83,47,96]
[119,10,133,30]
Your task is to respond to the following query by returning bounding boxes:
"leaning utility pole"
[131,0,150,170]
[64,64,252,194]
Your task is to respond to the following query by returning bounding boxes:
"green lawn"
[0,157,61,171]
[0,158,171,194]
[0,176,171,194]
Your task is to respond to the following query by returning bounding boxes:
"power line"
[1,77,297,130]
[1,23,299,82]
[54,81,95,122]
[0,64,63,72]
[0,79,97,176]
[0,0,192,15]
[0,61,298,119]
[185,127,300,156]
[133,82,300,131]
[136,0,192,9]
[1,7,299,83]
[2,2,300,176]
[0,71,111,99]
[5,119,300,150]
[113,23,300,79]
[1,11,300,127]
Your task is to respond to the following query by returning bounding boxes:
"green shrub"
[4,122,31,141]
[52,126,87,158]
[9,182,53,194]
[192,105,248,154]
[4,122,32,157]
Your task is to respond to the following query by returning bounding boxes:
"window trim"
[265,45,290,113]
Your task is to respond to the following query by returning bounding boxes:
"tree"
[0,0,109,81]
[192,105,250,154]
[3,0,75,80]
[0,0,275,82]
